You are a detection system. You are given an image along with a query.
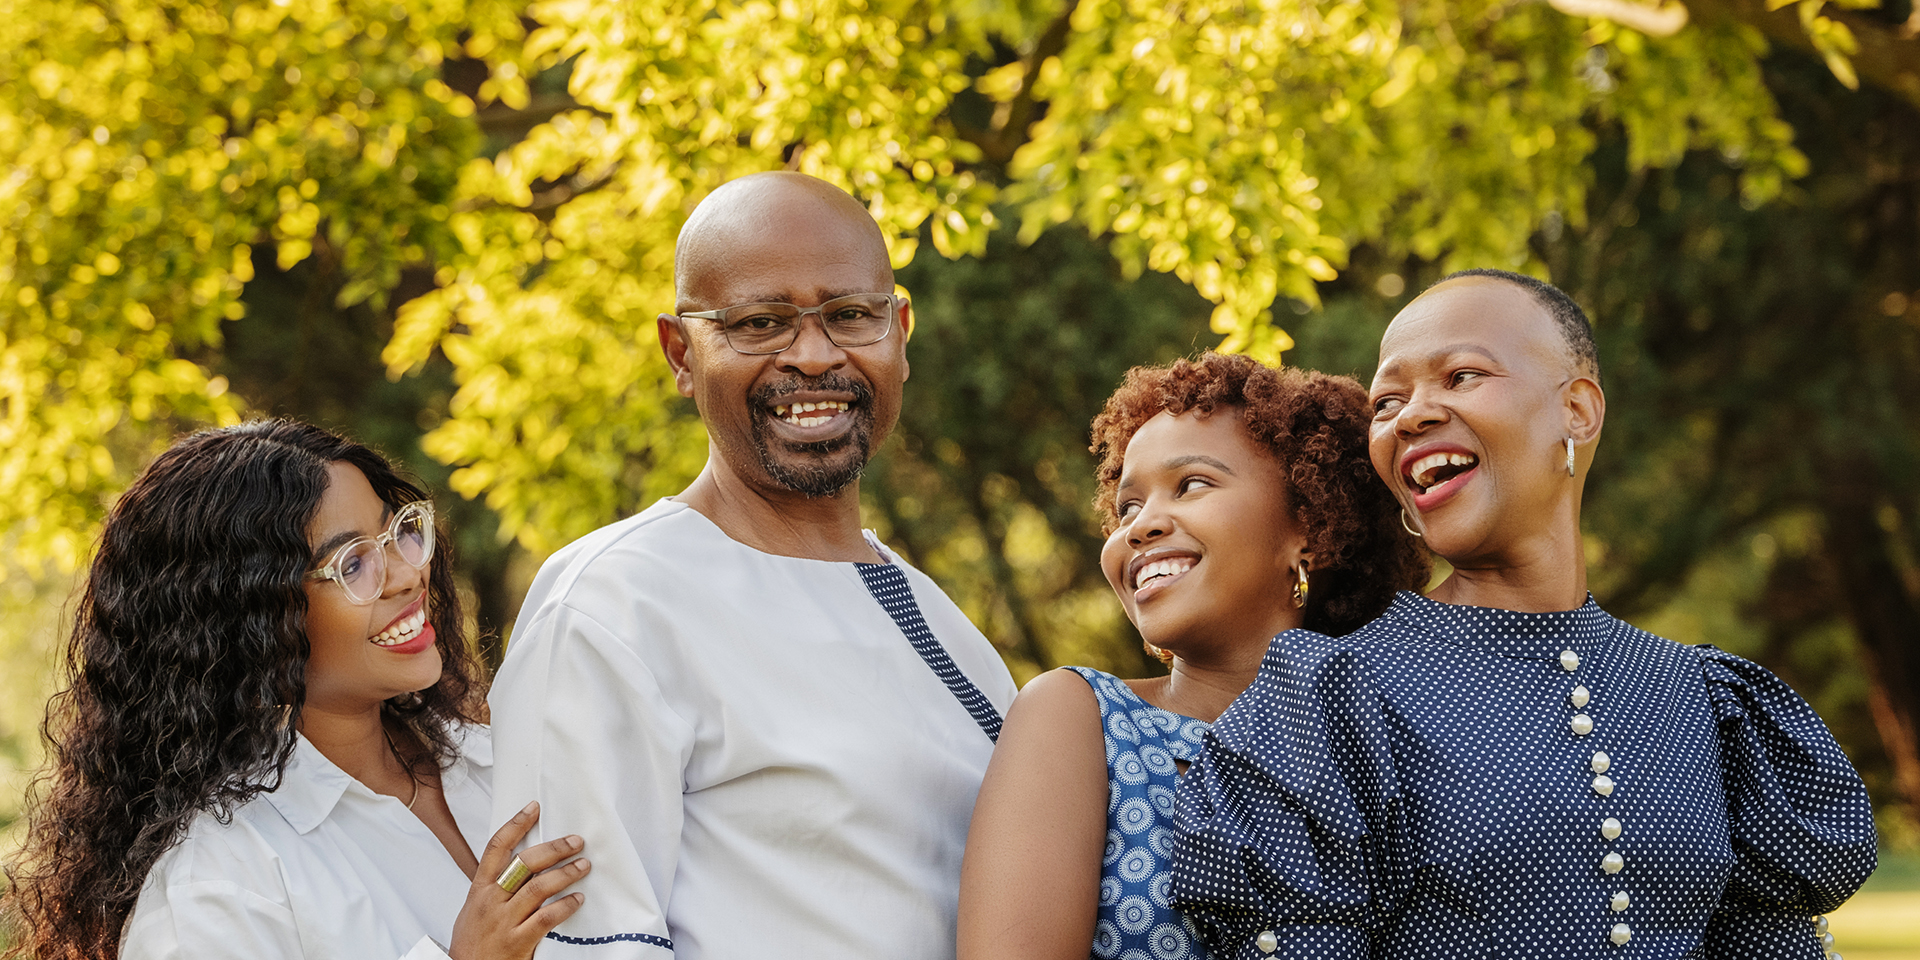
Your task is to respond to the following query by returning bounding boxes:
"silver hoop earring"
[1566,437,1576,477]
[1400,509,1423,538]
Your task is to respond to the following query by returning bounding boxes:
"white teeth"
[1410,452,1477,490]
[776,400,850,425]
[371,607,427,647]
[1134,557,1196,589]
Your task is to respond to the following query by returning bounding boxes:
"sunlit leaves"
[8,0,1811,562]
[0,0,519,571]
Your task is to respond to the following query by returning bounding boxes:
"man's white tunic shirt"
[122,726,493,960]
[490,498,1017,959]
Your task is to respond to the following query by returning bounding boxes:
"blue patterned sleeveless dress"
[1066,666,1216,960]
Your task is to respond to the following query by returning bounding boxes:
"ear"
[896,298,913,383]
[658,314,697,399]
[1564,374,1605,446]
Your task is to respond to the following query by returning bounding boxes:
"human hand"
[448,801,590,960]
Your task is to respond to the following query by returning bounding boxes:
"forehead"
[1376,278,1567,377]
[1121,408,1267,471]
[309,462,384,542]
[679,196,891,308]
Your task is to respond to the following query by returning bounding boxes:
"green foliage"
[0,0,521,571]
[382,0,1801,554]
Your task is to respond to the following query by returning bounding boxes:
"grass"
[1829,851,1920,960]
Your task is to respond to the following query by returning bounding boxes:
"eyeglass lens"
[719,294,892,354]
[336,503,434,604]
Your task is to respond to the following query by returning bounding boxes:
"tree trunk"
[1819,456,1920,812]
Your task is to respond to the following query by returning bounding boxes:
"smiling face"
[301,462,442,715]
[662,174,910,500]
[1099,409,1307,660]
[1367,276,1602,569]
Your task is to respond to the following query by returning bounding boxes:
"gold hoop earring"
[1566,437,1576,477]
[1400,509,1423,538]
[1292,563,1310,609]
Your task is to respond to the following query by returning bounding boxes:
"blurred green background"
[4,0,1919,952]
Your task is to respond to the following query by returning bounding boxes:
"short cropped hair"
[1438,268,1599,378]
[1090,352,1429,637]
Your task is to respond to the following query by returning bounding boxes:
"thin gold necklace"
[383,726,420,811]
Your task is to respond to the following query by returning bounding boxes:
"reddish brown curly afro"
[1090,352,1429,637]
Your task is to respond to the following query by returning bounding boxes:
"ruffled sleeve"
[1695,646,1877,958]
[1171,629,1405,959]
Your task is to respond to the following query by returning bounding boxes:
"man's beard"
[747,374,876,498]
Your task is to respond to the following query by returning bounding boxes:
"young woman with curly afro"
[957,352,1428,960]
[3,420,589,960]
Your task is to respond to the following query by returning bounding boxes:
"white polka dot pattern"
[1170,591,1878,959]
[1069,667,1216,960]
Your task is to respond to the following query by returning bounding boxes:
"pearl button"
[1571,714,1594,735]
[1603,852,1625,874]
[1816,917,1829,934]
[1611,890,1630,912]
[1610,922,1632,945]
[1593,775,1615,796]
[1560,649,1581,672]
[1602,817,1622,840]
[1255,929,1278,953]
[1571,685,1591,708]
[1591,751,1611,773]
[1821,932,1835,949]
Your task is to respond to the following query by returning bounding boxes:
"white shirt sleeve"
[490,604,687,959]
[120,879,306,960]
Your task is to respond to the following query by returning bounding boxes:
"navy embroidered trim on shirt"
[855,561,1003,742]
[544,931,674,949]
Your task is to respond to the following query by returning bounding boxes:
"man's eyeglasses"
[678,293,898,356]
[303,500,435,605]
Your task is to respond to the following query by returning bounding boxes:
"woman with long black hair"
[4,420,587,960]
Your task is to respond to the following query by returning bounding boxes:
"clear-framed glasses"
[678,293,898,356]
[303,500,436,605]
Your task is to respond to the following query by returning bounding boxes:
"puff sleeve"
[1170,630,1405,960]
[1695,646,1877,959]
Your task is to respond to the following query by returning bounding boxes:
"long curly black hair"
[1091,352,1430,642]
[2,420,482,960]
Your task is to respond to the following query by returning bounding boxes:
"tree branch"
[958,0,1082,168]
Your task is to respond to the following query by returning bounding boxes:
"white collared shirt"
[121,725,493,960]
[490,498,1017,959]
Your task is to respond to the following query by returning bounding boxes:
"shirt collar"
[263,733,354,835]
[1381,589,1613,661]
[263,724,490,835]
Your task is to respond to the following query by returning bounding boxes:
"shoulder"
[1004,668,1104,732]
[142,801,294,895]
[1684,642,1815,714]
[525,500,705,598]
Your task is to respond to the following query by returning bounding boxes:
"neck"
[677,456,881,562]
[297,700,403,785]
[1154,619,1285,723]
[1429,501,1589,612]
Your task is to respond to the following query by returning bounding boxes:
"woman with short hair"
[958,352,1428,960]
[1172,271,1877,958]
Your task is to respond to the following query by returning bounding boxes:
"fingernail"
[567,835,583,850]
[521,801,537,815]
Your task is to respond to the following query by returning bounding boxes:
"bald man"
[486,173,1016,959]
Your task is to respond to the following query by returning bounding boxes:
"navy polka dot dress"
[1170,591,1877,959]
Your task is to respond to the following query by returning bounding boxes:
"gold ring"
[495,856,532,894]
